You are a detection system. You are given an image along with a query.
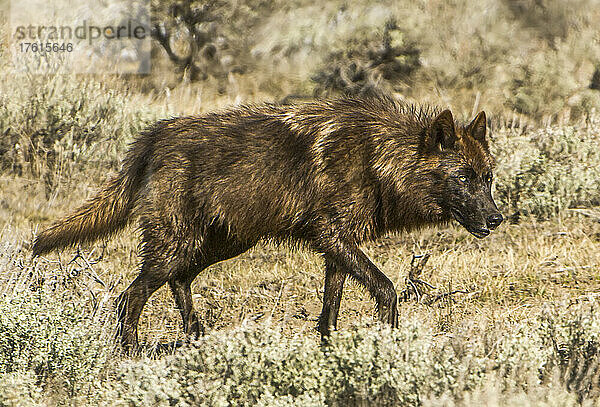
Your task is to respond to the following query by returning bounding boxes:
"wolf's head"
[422,109,503,238]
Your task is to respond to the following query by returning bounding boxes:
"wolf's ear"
[467,111,487,142]
[426,109,456,151]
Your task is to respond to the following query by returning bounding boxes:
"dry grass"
[3,170,600,405]
[1,67,599,403]
[2,1,600,401]
[3,173,600,347]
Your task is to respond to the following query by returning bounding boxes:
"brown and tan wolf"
[32,95,503,351]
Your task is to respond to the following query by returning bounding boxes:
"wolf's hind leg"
[116,223,199,353]
[168,227,254,339]
[116,254,176,353]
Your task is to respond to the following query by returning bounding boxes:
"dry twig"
[399,253,471,306]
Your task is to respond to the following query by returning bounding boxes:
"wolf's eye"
[458,175,468,183]
[484,173,493,183]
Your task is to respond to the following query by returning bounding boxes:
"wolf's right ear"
[425,109,456,152]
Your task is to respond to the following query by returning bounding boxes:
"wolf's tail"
[32,135,152,256]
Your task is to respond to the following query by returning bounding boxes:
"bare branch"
[399,253,471,306]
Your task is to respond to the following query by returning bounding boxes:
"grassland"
[3,170,600,405]
[3,102,600,404]
[2,0,600,405]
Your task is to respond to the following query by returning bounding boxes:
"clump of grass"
[0,70,163,183]
[493,115,600,219]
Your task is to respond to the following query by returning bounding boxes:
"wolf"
[32,96,503,351]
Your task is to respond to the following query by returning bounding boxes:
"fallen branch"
[399,253,472,306]
[425,289,470,306]
[67,246,107,287]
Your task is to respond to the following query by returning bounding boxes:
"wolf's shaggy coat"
[33,96,502,350]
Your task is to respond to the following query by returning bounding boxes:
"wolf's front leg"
[316,239,399,330]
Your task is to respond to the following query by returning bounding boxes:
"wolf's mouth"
[451,209,490,239]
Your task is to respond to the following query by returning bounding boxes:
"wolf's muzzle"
[486,213,503,230]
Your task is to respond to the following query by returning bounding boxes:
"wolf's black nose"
[486,213,503,229]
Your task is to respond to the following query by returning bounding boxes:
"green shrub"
[108,322,486,406]
[508,49,578,119]
[0,291,107,394]
[506,29,600,121]
[538,302,600,402]
[0,244,112,401]
[104,300,600,406]
[312,19,420,97]
[0,371,43,407]
[502,0,594,43]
